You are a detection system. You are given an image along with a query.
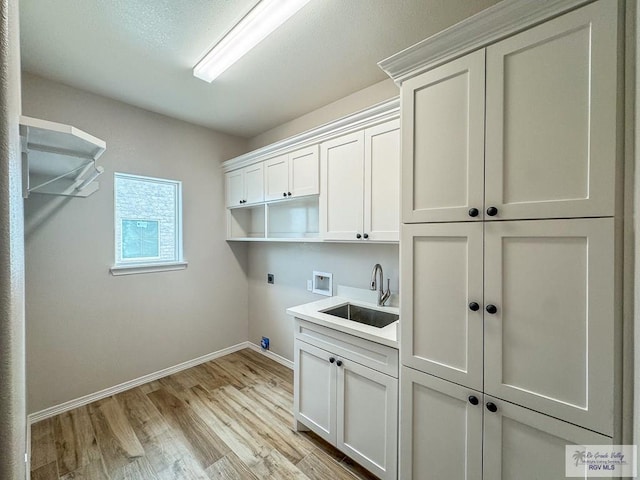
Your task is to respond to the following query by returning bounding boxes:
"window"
[111,173,186,275]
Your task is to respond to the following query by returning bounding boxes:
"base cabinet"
[294,324,398,480]
[401,367,612,480]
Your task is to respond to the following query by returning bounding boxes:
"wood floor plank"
[243,383,295,427]
[237,349,293,383]
[215,385,313,463]
[206,452,259,480]
[148,387,228,470]
[88,397,145,473]
[190,385,310,480]
[58,458,110,480]
[31,461,59,480]
[111,456,159,480]
[199,361,241,390]
[213,353,293,395]
[53,405,101,476]
[116,387,209,480]
[297,451,359,480]
[187,363,230,392]
[207,358,253,390]
[30,419,57,471]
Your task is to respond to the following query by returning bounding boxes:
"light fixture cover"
[194,0,311,82]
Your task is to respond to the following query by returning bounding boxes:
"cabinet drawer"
[295,318,398,378]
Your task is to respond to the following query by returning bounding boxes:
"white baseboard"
[27,341,251,425]
[247,342,294,369]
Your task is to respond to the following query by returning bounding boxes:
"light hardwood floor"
[30,348,379,480]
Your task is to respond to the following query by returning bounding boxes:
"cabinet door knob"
[468,207,479,217]
[486,402,498,413]
[287,192,292,196]
[356,233,362,239]
[487,206,498,216]
[468,395,479,405]
[283,192,287,197]
[329,357,335,364]
[363,233,369,239]
[486,304,498,314]
[469,302,480,312]
[336,360,343,367]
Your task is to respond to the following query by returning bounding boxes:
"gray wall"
[248,242,399,361]
[0,0,25,477]
[23,73,249,414]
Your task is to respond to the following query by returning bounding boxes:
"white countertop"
[286,291,399,348]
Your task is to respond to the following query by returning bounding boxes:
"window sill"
[110,261,188,276]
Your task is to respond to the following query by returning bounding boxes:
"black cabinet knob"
[283,192,287,197]
[486,402,498,413]
[468,207,479,217]
[469,302,480,312]
[287,192,292,196]
[336,360,343,367]
[356,233,362,239]
[487,206,498,216]
[329,357,335,364]
[468,395,479,405]
[363,233,369,239]
[486,304,497,314]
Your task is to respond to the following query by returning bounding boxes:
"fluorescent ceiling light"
[194,0,311,82]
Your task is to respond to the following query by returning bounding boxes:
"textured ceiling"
[20,0,500,138]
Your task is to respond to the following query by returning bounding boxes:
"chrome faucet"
[370,263,391,306]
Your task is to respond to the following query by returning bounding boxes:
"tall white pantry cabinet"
[380,0,628,479]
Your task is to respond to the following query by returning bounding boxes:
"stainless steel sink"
[322,303,399,328]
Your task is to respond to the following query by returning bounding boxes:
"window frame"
[111,172,187,276]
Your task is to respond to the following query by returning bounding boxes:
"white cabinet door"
[320,131,365,240]
[294,340,337,445]
[485,0,619,220]
[401,49,485,223]
[263,154,289,201]
[289,145,319,198]
[484,218,615,436]
[401,222,484,391]
[483,397,612,480]
[337,358,398,480]
[225,169,244,208]
[243,163,264,205]
[400,367,482,480]
[365,119,400,242]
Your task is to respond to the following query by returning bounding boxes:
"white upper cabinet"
[483,217,615,436]
[402,50,485,223]
[402,0,619,223]
[364,119,401,241]
[484,0,618,220]
[264,146,319,201]
[225,163,264,207]
[263,154,289,201]
[289,145,320,198]
[321,120,400,241]
[320,131,365,240]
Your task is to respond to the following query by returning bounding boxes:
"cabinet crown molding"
[222,97,399,173]
[378,0,594,84]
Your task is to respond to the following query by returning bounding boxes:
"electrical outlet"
[307,280,312,291]
[261,336,270,350]
[267,273,274,284]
